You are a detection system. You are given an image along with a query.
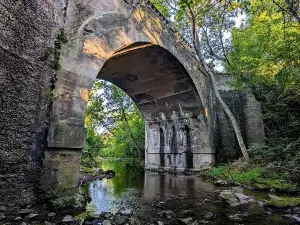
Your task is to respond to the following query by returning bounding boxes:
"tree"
[151,0,250,161]
[227,0,300,163]
[82,124,104,167]
[227,0,300,92]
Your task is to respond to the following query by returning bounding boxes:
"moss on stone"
[266,197,300,207]
[204,165,298,193]
[253,178,297,192]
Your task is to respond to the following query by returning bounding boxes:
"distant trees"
[82,80,145,165]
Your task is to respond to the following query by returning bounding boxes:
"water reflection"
[89,159,215,214]
[143,173,215,200]
[87,160,292,225]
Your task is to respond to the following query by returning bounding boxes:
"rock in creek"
[203,212,214,220]
[219,189,255,207]
[283,214,300,224]
[112,215,129,225]
[47,212,57,217]
[18,209,31,215]
[159,210,174,219]
[28,213,38,219]
[102,220,112,225]
[62,215,75,222]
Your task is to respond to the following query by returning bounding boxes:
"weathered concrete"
[0,0,265,212]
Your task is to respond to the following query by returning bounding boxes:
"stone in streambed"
[203,212,214,220]
[45,222,54,225]
[179,217,193,224]
[14,216,22,221]
[18,209,31,215]
[28,213,38,219]
[102,220,112,225]
[0,213,6,220]
[159,210,174,219]
[47,212,56,217]
[62,215,75,222]
[283,214,300,224]
[113,215,129,225]
[229,214,243,221]
[120,208,133,215]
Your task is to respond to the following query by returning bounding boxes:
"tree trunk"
[188,5,250,162]
[202,61,250,162]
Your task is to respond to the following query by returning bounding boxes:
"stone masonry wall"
[215,74,265,163]
[0,0,65,214]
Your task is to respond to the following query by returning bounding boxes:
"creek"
[82,159,294,225]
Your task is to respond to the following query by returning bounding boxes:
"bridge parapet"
[123,0,195,54]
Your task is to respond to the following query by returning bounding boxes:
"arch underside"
[98,43,211,170]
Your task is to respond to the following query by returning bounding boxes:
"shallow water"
[87,160,293,225]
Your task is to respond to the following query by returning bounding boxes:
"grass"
[266,197,300,207]
[203,163,297,192]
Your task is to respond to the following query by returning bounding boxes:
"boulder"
[62,215,75,223]
[219,190,254,207]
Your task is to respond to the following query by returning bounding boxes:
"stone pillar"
[41,66,91,208]
[42,120,86,208]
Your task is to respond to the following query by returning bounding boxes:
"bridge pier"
[41,121,86,207]
[145,112,215,172]
[41,149,82,207]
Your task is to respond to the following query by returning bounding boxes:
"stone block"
[47,122,86,149]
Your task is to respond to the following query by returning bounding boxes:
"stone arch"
[43,0,215,198]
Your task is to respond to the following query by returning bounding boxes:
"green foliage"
[81,125,104,167]
[228,1,300,91]
[151,0,170,18]
[204,163,297,192]
[85,202,97,217]
[99,159,144,197]
[206,166,262,184]
[84,79,145,163]
[100,107,145,158]
[41,29,69,70]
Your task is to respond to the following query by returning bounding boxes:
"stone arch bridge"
[0,0,264,209]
